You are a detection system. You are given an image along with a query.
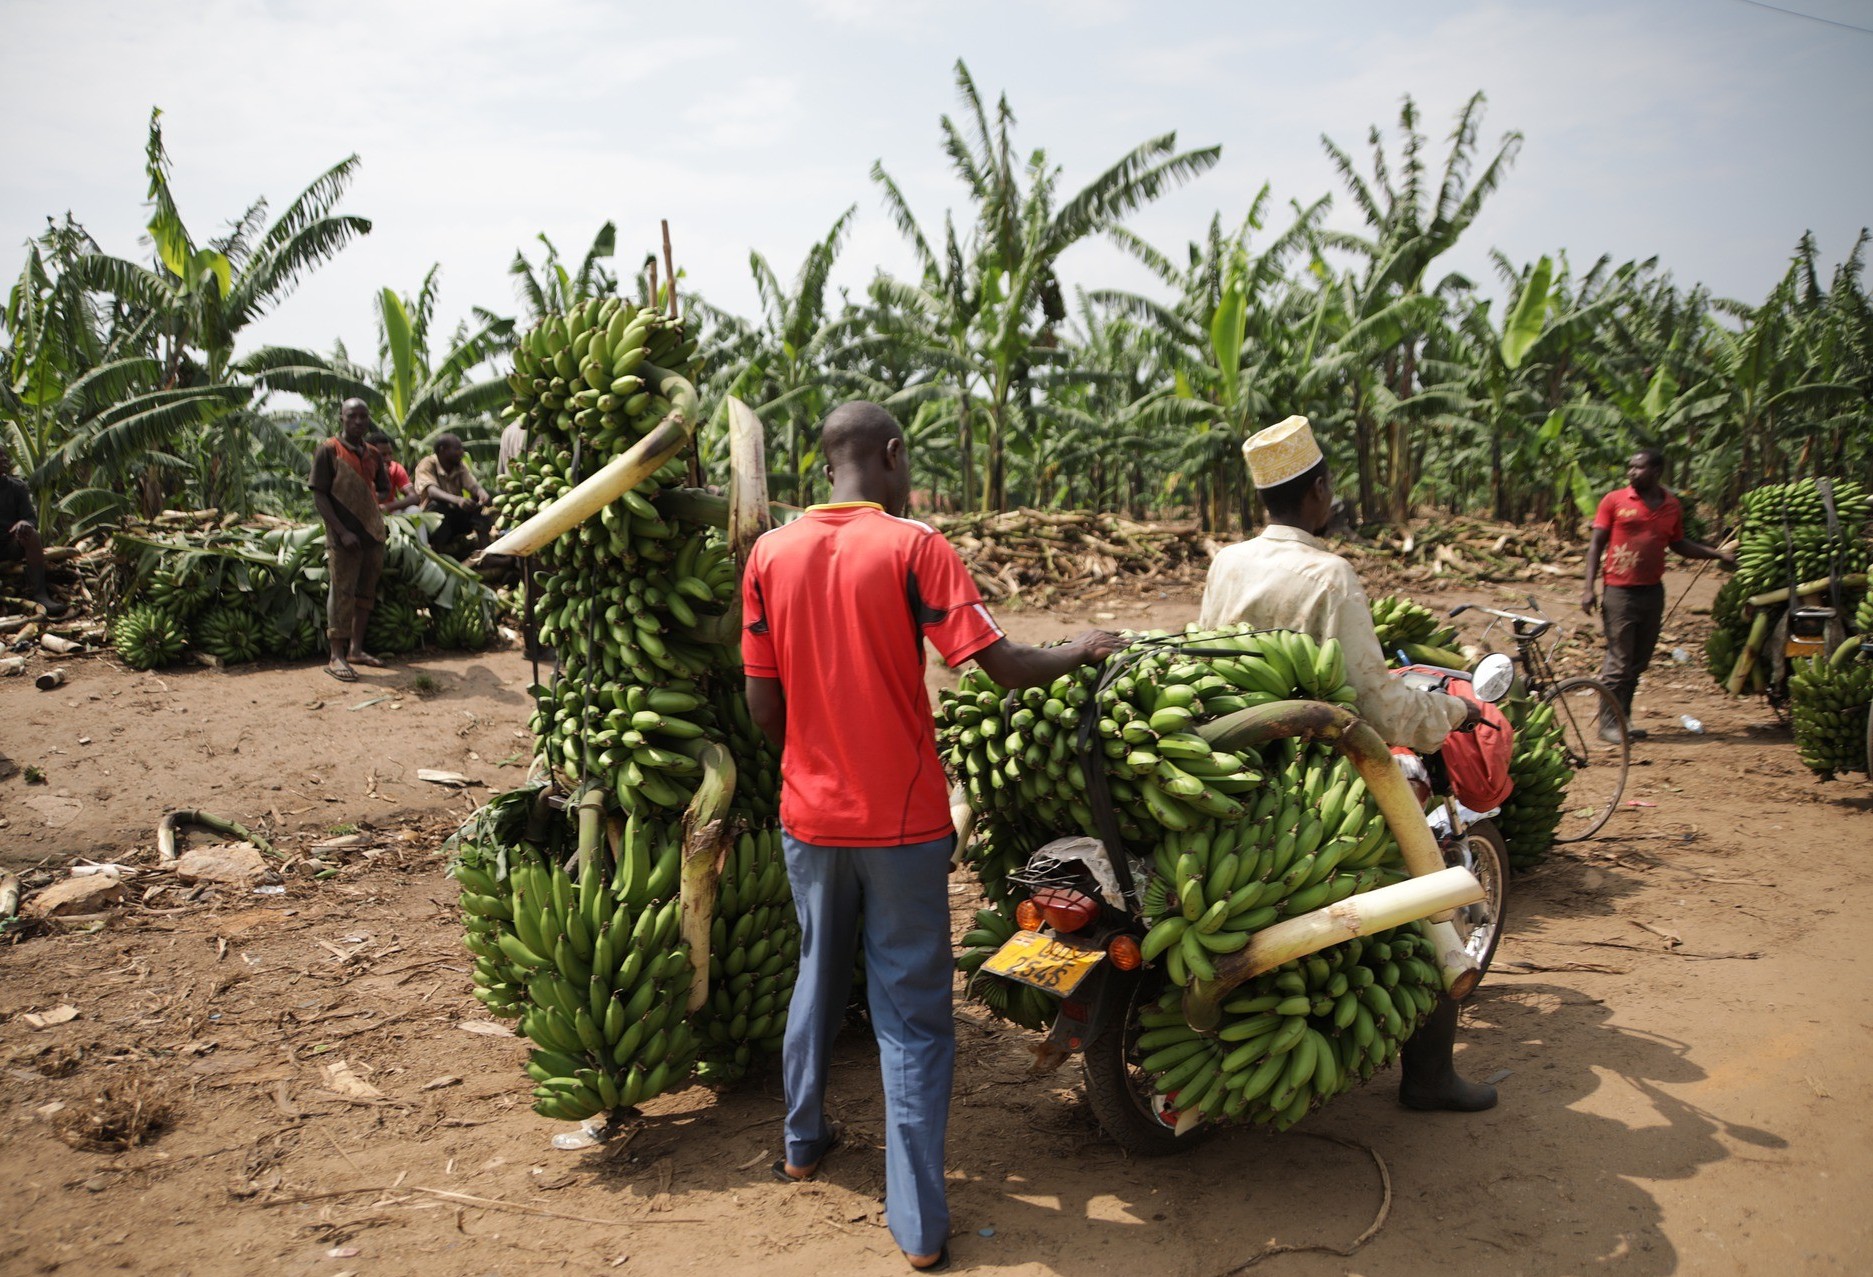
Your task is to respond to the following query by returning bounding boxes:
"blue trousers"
[781,831,956,1256]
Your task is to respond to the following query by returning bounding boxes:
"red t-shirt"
[742,503,1004,847]
[1593,487,1683,587]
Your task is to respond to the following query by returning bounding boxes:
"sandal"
[769,1129,841,1183]
[325,664,358,683]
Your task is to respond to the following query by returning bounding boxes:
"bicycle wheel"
[1540,676,1629,842]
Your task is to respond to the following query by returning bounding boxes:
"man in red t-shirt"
[1581,449,1734,740]
[744,402,1121,1271]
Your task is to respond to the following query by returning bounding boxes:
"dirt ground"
[1,567,1870,1277]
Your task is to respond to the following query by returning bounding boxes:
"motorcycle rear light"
[1032,886,1098,934]
[1015,899,1044,931]
[1106,934,1142,971]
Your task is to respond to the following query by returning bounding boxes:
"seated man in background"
[1,446,66,617]
[413,433,493,556]
[368,430,419,511]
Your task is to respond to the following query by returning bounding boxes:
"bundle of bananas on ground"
[1126,925,1440,1130]
[433,595,494,650]
[111,516,501,668]
[940,624,1451,1131]
[111,603,190,670]
[1368,594,1464,666]
[1495,696,1569,868]
[191,600,264,664]
[1856,594,1873,637]
[454,292,796,1122]
[1789,648,1873,778]
[364,587,430,655]
[1708,478,1871,693]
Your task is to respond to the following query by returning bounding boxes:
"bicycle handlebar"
[1449,600,1555,640]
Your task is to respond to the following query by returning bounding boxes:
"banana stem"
[1192,699,1478,1006]
[680,742,737,1013]
[156,809,272,863]
[1182,868,1486,1031]
[654,487,800,531]
[726,396,774,578]
[1745,573,1867,608]
[574,783,607,877]
[1727,610,1773,696]
[476,367,700,561]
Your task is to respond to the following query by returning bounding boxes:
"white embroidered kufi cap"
[1242,415,1323,489]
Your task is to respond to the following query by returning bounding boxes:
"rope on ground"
[1215,1132,1392,1275]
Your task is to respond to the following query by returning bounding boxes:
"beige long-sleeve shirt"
[1198,525,1468,753]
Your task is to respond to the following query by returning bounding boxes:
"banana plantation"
[6,68,1871,542]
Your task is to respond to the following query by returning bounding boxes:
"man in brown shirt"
[412,434,493,556]
[310,399,391,681]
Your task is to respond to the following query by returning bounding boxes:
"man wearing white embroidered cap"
[1198,415,1496,1112]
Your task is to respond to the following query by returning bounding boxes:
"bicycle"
[1449,597,1629,842]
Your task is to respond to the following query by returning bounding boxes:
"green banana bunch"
[938,624,1354,846]
[142,562,216,621]
[697,827,802,1082]
[111,603,189,670]
[1496,696,1570,868]
[1368,594,1460,656]
[192,601,264,664]
[1789,650,1873,778]
[364,588,430,655]
[1133,923,1443,1131]
[433,597,494,650]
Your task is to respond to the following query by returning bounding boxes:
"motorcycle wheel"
[1444,818,1510,992]
[1081,967,1217,1157]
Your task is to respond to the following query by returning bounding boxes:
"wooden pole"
[661,220,678,318]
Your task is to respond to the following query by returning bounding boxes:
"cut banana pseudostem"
[938,622,1451,1132]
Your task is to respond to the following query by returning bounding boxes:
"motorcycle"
[966,647,1516,1156]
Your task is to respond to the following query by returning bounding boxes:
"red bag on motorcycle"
[1404,666,1515,811]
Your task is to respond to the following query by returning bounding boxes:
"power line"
[1734,0,1873,35]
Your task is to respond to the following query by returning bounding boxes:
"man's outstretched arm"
[972,630,1127,690]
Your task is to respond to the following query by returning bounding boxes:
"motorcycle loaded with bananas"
[943,625,1510,1154]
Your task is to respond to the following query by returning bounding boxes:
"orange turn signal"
[1015,899,1044,931]
[1106,934,1143,971]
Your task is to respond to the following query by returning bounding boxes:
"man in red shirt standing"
[744,402,1121,1272]
[1581,448,1734,740]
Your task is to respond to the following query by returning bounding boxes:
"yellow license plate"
[982,930,1104,997]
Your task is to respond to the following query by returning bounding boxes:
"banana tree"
[869,59,1219,511]
[1319,93,1522,523]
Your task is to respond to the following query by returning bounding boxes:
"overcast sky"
[5,0,1870,366]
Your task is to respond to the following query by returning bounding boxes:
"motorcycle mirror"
[1471,653,1515,704]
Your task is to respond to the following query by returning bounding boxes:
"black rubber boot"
[1398,996,1497,1112]
[24,562,66,619]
